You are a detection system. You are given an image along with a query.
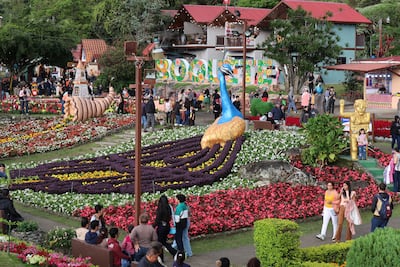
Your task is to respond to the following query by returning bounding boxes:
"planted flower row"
[0,114,134,158]
[0,239,94,267]
[73,164,380,237]
[10,136,244,194]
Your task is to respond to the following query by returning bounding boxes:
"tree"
[0,0,95,80]
[359,2,400,57]
[261,8,342,94]
[92,0,168,48]
[0,24,36,78]
[96,45,136,91]
[237,0,279,8]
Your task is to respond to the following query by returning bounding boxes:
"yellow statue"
[339,99,370,161]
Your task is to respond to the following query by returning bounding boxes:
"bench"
[72,238,114,267]
[71,239,138,267]
[253,120,276,130]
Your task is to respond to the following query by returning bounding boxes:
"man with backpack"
[371,183,393,232]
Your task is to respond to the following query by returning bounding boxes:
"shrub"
[301,114,347,166]
[250,98,273,116]
[15,221,39,232]
[299,241,352,265]
[44,227,76,252]
[346,227,400,267]
[301,261,337,267]
[254,218,301,266]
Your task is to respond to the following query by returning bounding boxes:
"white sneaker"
[316,234,325,240]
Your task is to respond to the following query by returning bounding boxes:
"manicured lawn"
[0,251,27,266]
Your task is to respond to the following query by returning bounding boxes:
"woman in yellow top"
[316,182,339,241]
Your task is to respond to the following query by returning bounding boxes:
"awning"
[326,62,400,73]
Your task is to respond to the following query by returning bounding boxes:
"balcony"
[216,36,255,48]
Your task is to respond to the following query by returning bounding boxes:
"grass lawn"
[0,251,27,266]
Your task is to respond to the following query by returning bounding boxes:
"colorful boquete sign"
[155,58,280,86]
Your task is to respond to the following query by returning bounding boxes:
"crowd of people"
[73,195,262,266]
[75,195,191,267]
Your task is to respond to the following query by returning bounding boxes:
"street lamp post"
[125,41,151,225]
[242,20,247,118]
[134,59,144,225]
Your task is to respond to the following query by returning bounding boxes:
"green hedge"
[301,261,337,267]
[254,218,354,266]
[346,227,400,267]
[299,241,352,265]
[254,218,301,266]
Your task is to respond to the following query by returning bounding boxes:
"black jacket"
[0,196,23,222]
[145,98,156,114]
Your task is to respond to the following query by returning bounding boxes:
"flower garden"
[0,112,395,266]
[4,115,393,239]
[0,114,134,158]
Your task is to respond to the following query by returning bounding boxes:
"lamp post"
[125,41,151,225]
[134,59,144,225]
[242,19,247,118]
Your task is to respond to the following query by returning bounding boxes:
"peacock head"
[220,64,234,77]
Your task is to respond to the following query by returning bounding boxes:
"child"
[357,128,368,160]
[173,251,190,267]
[189,106,196,126]
[107,228,131,267]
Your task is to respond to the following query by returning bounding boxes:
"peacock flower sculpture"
[201,64,246,149]
[63,87,116,122]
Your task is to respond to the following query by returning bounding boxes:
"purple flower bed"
[10,136,244,194]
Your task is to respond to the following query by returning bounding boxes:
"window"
[337,57,346,64]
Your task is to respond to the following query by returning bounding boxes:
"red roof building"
[274,0,371,24]
[81,39,109,63]
[169,5,271,29]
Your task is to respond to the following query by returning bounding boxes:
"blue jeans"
[371,216,388,232]
[182,220,192,256]
[172,220,192,256]
[175,114,182,125]
[393,171,400,192]
[134,246,148,262]
[358,145,366,160]
[121,258,130,267]
[287,100,297,112]
[392,134,398,149]
[141,115,147,128]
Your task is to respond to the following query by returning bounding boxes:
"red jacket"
[107,237,130,267]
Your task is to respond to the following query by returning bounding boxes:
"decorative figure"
[201,64,245,149]
[72,60,90,97]
[339,99,370,161]
[64,86,116,122]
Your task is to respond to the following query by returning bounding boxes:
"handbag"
[350,204,362,226]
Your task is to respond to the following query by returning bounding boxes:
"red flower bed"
[368,148,392,167]
[73,164,381,237]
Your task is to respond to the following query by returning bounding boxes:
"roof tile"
[282,0,371,24]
